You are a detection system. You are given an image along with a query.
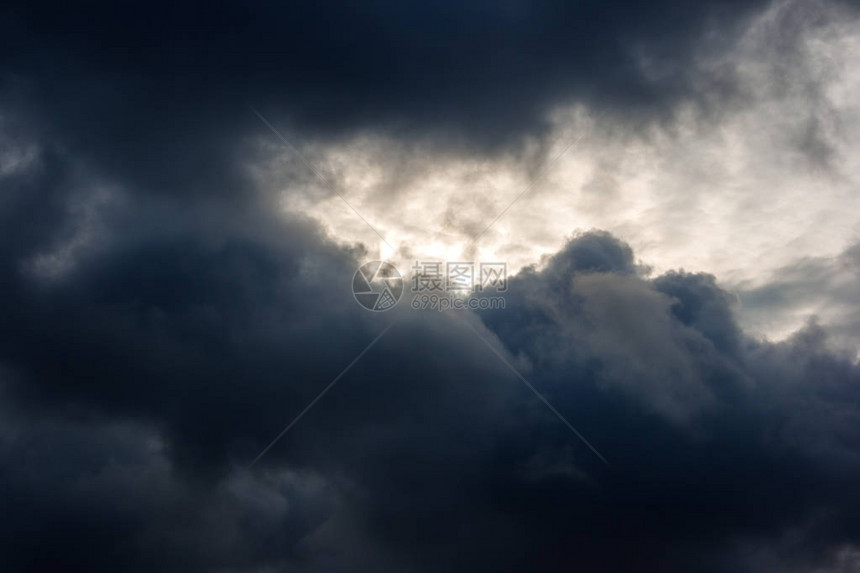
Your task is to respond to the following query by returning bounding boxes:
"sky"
[1,1,860,572]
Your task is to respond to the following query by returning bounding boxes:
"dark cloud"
[0,0,786,196]
[2,144,860,573]
[2,2,860,572]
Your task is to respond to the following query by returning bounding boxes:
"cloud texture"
[2,0,860,571]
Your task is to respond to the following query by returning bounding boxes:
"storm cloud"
[2,1,860,572]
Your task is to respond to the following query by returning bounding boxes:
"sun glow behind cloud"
[261,0,860,345]
[6,0,860,569]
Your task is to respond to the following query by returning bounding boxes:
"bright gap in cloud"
[259,0,860,346]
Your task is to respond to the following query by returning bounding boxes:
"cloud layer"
[1,153,860,571]
[2,1,860,571]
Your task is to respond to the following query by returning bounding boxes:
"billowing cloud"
[250,0,860,346]
[1,152,860,570]
[2,0,860,571]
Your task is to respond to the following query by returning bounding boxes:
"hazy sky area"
[2,1,860,572]
[261,0,860,348]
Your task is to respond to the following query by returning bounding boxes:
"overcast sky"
[2,1,860,572]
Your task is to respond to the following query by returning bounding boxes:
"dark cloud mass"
[2,1,860,572]
[0,0,776,171]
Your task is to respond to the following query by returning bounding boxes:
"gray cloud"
[735,242,860,354]
[2,161,860,570]
[2,2,860,571]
